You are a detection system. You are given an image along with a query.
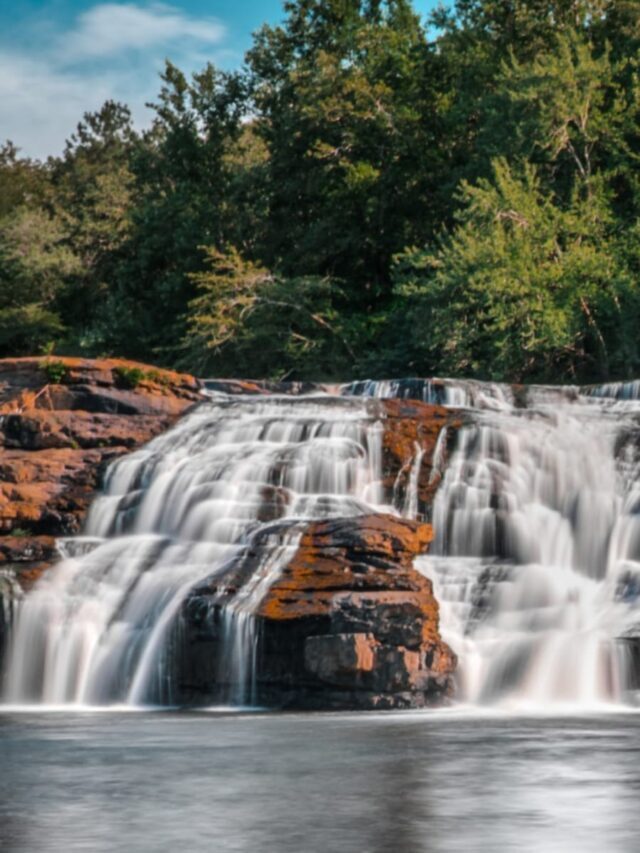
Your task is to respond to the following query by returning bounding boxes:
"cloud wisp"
[62,2,226,62]
[0,2,228,159]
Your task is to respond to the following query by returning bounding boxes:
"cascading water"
[343,378,640,708]
[341,376,514,410]
[6,375,640,711]
[3,395,390,706]
[413,388,640,709]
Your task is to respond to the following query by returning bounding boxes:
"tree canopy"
[1,0,639,382]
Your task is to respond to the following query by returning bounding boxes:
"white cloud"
[0,3,228,160]
[62,3,225,61]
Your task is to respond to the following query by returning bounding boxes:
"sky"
[0,1,442,159]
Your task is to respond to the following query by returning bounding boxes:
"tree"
[182,246,353,378]
[95,62,246,360]
[395,158,638,381]
[0,208,81,355]
[247,0,436,300]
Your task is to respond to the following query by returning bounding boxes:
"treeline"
[1,0,639,382]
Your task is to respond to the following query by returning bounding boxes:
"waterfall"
[3,395,389,706]
[5,375,640,710]
[341,377,513,410]
[415,386,640,709]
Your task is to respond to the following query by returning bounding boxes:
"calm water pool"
[1,709,640,852]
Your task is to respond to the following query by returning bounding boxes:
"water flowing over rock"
[6,365,640,712]
[181,514,454,709]
[2,386,456,708]
[415,385,640,709]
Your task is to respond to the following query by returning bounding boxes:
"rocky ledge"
[181,514,456,709]
[0,362,459,709]
[0,357,202,591]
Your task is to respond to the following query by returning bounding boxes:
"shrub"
[113,365,146,389]
[145,369,171,387]
[40,359,68,384]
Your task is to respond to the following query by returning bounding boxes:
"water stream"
[4,379,640,709]
[3,395,388,705]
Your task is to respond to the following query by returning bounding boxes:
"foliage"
[395,159,638,381]
[0,0,638,382]
[183,247,354,378]
[113,366,146,389]
[40,359,68,384]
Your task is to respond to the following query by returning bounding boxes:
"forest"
[1,0,639,382]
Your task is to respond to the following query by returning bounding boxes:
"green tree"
[248,0,436,299]
[0,208,81,354]
[182,246,353,378]
[97,62,246,360]
[47,101,136,348]
[395,158,638,381]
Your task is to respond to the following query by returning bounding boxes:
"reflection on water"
[1,711,640,853]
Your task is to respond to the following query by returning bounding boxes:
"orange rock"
[184,513,456,710]
[0,356,203,584]
[378,398,465,516]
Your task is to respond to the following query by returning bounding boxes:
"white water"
[5,377,640,710]
[341,377,514,410]
[410,388,640,709]
[3,395,391,706]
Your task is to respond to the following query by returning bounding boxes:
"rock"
[204,379,326,396]
[304,633,376,686]
[0,357,203,584]
[376,398,464,519]
[180,513,456,710]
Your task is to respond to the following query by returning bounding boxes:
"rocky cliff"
[0,357,203,592]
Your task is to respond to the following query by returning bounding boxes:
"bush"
[113,365,146,389]
[40,359,68,384]
[145,369,171,387]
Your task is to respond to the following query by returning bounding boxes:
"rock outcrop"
[0,357,203,589]
[377,398,463,519]
[181,514,456,709]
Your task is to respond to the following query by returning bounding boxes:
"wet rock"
[376,398,464,519]
[181,513,456,710]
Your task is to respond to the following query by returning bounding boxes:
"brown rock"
[0,356,203,585]
[377,398,464,517]
[181,513,456,710]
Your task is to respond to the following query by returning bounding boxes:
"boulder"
[181,514,456,709]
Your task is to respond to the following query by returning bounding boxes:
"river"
[1,709,639,852]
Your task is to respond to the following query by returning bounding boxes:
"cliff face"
[0,357,203,592]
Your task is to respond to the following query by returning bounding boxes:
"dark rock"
[180,513,456,710]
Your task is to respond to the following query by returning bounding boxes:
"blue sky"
[1,1,442,159]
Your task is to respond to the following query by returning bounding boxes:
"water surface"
[1,710,639,852]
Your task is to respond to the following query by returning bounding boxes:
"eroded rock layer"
[0,357,202,589]
[181,514,456,709]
